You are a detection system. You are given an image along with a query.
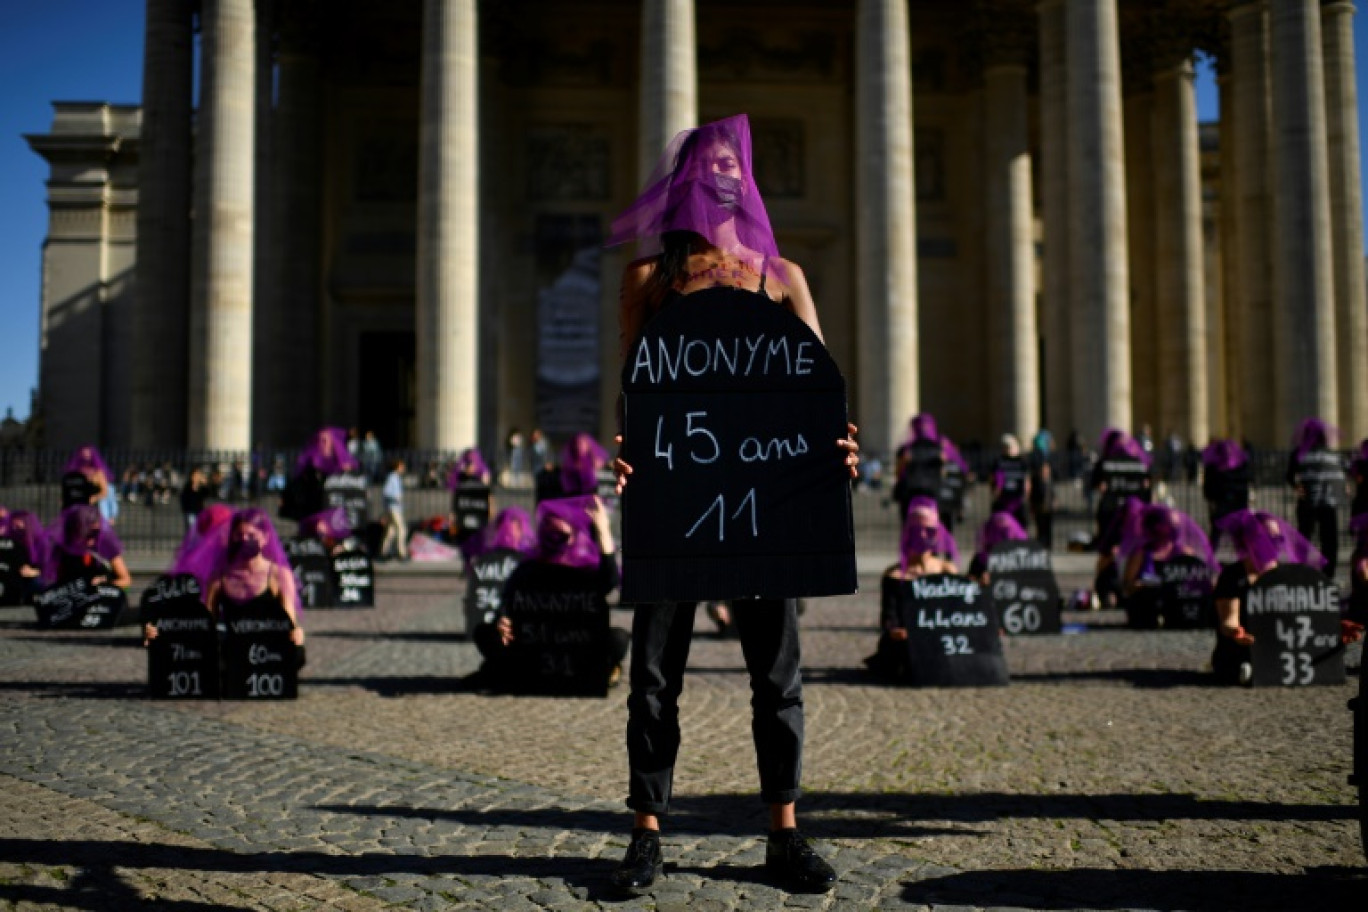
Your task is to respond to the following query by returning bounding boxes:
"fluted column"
[638,0,696,181]
[1218,69,1242,437]
[1152,58,1209,444]
[416,0,479,449]
[189,0,256,450]
[984,62,1039,441]
[1269,0,1338,431]
[1066,0,1131,442]
[132,0,193,446]
[1124,90,1157,429]
[857,0,919,454]
[1038,0,1072,436]
[1322,0,1367,441]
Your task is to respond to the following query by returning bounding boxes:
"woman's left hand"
[838,422,860,478]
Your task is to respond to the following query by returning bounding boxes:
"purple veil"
[1292,417,1339,461]
[44,504,123,583]
[296,427,358,476]
[300,506,353,542]
[485,506,536,555]
[1096,496,1147,555]
[901,412,970,473]
[64,445,111,479]
[6,510,49,571]
[977,511,1028,558]
[1119,504,1215,571]
[899,496,959,572]
[560,433,609,496]
[1099,428,1152,467]
[1217,509,1326,572]
[534,496,602,570]
[170,504,234,578]
[1201,439,1247,472]
[177,508,297,597]
[606,113,780,269]
[446,448,491,489]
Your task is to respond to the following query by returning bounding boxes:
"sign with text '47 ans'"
[1246,563,1344,687]
[620,287,856,603]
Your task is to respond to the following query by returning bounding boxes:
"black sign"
[33,579,127,629]
[986,541,1061,635]
[596,468,621,514]
[464,547,526,636]
[1155,555,1214,629]
[453,481,492,535]
[620,288,856,602]
[890,573,1009,687]
[0,537,23,607]
[1246,564,1344,687]
[503,562,610,696]
[220,597,298,700]
[285,537,336,609]
[331,548,374,607]
[141,574,218,699]
[323,472,370,530]
[60,471,97,509]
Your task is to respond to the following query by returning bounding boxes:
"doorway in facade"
[358,331,416,449]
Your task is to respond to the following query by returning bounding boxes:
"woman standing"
[608,114,858,895]
[1287,418,1347,575]
[1201,438,1251,549]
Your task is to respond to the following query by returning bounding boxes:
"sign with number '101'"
[620,287,856,603]
[1246,563,1344,687]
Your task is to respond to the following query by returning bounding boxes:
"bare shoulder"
[765,257,824,341]
[622,256,657,288]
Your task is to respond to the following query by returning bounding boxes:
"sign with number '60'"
[620,287,856,603]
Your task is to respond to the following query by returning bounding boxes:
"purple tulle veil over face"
[1201,439,1247,472]
[6,510,49,569]
[485,506,536,556]
[607,113,780,268]
[977,511,1028,557]
[534,496,602,569]
[175,508,296,599]
[44,504,122,583]
[1292,417,1339,461]
[1120,505,1215,571]
[1217,509,1326,572]
[296,427,358,476]
[1099,428,1151,467]
[64,445,111,479]
[559,434,608,497]
[899,497,959,572]
[447,448,491,489]
[300,507,353,542]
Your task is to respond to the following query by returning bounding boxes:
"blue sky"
[0,6,1363,422]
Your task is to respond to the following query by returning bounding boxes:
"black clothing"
[60,471,98,509]
[1203,463,1251,523]
[180,479,208,516]
[1296,502,1340,577]
[1287,448,1346,508]
[894,439,944,520]
[281,467,327,521]
[1093,457,1151,538]
[1350,457,1368,518]
[1211,561,1253,685]
[991,455,1029,526]
[54,550,109,586]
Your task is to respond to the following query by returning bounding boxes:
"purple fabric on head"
[176,508,297,600]
[485,506,537,556]
[1201,439,1247,472]
[534,496,602,569]
[1292,417,1339,461]
[900,412,970,473]
[295,427,358,476]
[1096,496,1146,555]
[606,113,780,267]
[169,504,234,581]
[63,445,112,480]
[1099,428,1152,467]
[1119,504,1215,572]
[300,507,352,542]
[559,434,609,496]
[1217,509,1327,572]
[44,504,122,583]
[6,510,49,570]
[899,499,959,572]
[446,448,491,489]
[977,512,1028,557]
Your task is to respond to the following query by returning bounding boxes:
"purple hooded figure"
[1119,504,1215,573]
[1099,428,1152,467]
[976,511,1028,561]
[64,445,112,480]
[901,412,970,474]
[559,434,610,497]
[1201,439,1248,473]
[484,506,537,556]
[898,496,959,573]
[300,507,353,544]
[1292,417,1339,462]
[1217,509,1327,572]
[6,510,50,576]
[296,427,359,477]
[44,504,124,585]
[447,448,492,489]
[533,496,603,570]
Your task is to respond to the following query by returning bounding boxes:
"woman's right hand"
[143,623,157,646]
[612,434,633,494]
[496,616,515,646]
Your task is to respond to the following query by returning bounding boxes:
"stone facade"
[25,0,1368,456]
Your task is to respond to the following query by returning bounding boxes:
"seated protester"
[299,506,355,555]
[44,504,131,590]
[148,508,304,659]
[1210,510,1327,686]
[864,497,960,680]
[481,506,537,555]
[281,427,358,524]
[1119,504,1215,597]
[4,510,50,602]
[1092,496,1145,609]
[1201,439,1251,549]
[61,445,112,510]
[968,511,1029,584]
[989,434,1031,529]
[470,495,628,690]
[535,433,610,503]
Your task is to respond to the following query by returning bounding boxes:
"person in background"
[4,510,49,602]
[537,432,609,502]
[169,504,235,592]
[44,504,131,590]
[967,511,1029,583]
[380,459,409,562]
[1201,438,1251,549]
[505,429,527,487]
[530,428,552,476]
[1028,454,1055,550]
[361,430,383,482]
[61,445,111,510]
[283,427,359,524]
[1092,496,1146,610]
[300,506,355,555]
[1286,418,1347,576]
[1118,504,1214,598]
[990,434,1031,529]
[180,467,212,532]
[448,448,494,562]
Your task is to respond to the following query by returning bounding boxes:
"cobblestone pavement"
[1,560,1365,911]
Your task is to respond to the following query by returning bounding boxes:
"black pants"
[626,598,803,815]
[1296,501,1339,577]
[1032,509,1054,550]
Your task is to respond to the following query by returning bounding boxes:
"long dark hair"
[641,230,698,313]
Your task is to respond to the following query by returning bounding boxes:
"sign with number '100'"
[1246,563,1344,687]
[620,287,856,603]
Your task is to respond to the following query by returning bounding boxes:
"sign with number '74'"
[620,287,856,603]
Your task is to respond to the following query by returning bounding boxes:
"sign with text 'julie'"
[986,541,1061,635]
[620,288,856,603]
[890,573,1008,687]
[1246,564,1343,687]
[141,574,218,699]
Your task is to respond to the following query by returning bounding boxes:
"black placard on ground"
[891,573,1008,687]
[1155,555,1214,629]
[0,537,23,607]
[502,561,610,696]
[619,287,856,603]
[220,598,298,699]
[986,541,1062,635]
[453,481,492,535]
[323,472,370,530]
[1246,564,1344,687]
[141,574,218,699]
[33,579,127,629]
[331,548,374,607]
[464,547,526,636]
[285,537,336,609]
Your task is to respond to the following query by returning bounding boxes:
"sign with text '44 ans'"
[620,287,856,603]
[890,573,1008,687]
[1247,563,1344,687]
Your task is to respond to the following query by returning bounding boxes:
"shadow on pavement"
[0,681,145,699]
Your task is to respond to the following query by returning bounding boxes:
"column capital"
[1321,1,1356,12]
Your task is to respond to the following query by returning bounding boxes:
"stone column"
[1066,0,1131,442]
[1038,0,1072,436]
[856,0,919,454]
[1322,0,1367,441]
[251,0,276,445]
[132,0,193,446]
[1269,0,1338,431]
[1152,57,1209,444]
[638,0,697,181]
[1218,69,1242,437]
[189,0,256,451]
[984,62,1039,442]
[416,0,479,450]
[1123,89,1157,430]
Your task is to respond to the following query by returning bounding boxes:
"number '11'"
[686,489,758,541]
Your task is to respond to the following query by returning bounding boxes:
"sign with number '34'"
[620,287,857,603]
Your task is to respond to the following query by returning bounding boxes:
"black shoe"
[765,828,836,893]
[609,828,662,895]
